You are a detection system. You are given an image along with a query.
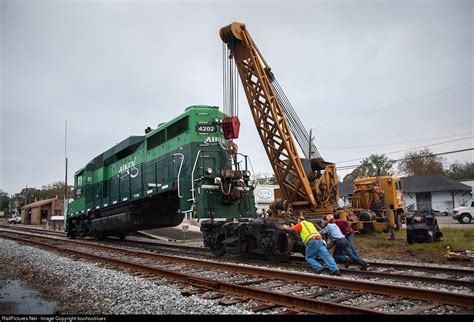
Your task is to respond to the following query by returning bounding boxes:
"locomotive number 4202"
[196,124,217,133]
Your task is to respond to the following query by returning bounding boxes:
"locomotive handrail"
[173,153,184,199]
[189,150,202,203]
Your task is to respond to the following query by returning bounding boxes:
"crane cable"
[271,79,322,160]
[222,42,239,117]
[223,36,321,161]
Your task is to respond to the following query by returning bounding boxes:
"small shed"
[21,197,64,226]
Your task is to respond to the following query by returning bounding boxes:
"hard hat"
[324,214,334,222]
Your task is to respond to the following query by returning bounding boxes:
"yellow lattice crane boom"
[220,22,338,216]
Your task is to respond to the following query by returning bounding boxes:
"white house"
[402,175,472,212]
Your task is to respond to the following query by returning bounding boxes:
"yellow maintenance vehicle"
[338,176,408,236]
[201,21,404,260]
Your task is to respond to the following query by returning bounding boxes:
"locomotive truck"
[66,105,257,240]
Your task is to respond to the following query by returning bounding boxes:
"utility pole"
[64,120,68,201]
[24,185,28,206]
[308,129,314,159]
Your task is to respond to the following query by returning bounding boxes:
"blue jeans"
[347,233,359,257]
[305,238,339,272]
[333,238,366,266]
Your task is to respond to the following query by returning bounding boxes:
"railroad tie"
[250,303,278,312]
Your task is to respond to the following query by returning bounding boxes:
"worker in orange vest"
[283,216,340,276]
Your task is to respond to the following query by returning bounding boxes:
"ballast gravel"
[0,239,252,315]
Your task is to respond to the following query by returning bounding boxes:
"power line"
[320,132,472,150]
[336,148,474,171]
[312,80,473,129]
[336,136,473,164]
[318,120,473,149]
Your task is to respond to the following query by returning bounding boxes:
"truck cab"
[452,199,474,224]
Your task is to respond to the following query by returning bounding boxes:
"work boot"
[344,258,351,269]
[329,271,341,276]
[360,263,370,271]
[314,268,324,274]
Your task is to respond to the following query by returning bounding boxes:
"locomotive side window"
[167,116,189,140]
[74,170,84,199]
[147,130,166,150]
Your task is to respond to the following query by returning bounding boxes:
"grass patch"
[353,228,474,256]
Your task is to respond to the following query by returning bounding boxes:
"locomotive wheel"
[264,233,293,263]
[210,236,226,257]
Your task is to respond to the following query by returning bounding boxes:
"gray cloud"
[1,0,472,194]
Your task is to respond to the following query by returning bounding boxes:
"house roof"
[21,197,60,209]
[400,175,472,193]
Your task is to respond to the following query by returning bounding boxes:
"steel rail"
[102,237,474,287]
[365,261,474,276]
[2,226,473,285]
[1,230,473,309]
[287,255,474,276]
[1,234,380,315]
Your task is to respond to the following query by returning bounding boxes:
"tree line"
[252,147,473,185]
[341,148,473,183]
[0,181,72,215]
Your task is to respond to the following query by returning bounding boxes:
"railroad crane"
[219,22,339,217]
[200,22,339,260]
[201,22,408,260]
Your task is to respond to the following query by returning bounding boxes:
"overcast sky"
[1,0,472,195]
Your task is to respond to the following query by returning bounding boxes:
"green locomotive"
[66,105,256,239]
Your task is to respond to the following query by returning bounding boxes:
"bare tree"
[398,148,446,176]
[445,161,474,180]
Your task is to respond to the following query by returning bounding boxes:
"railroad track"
[2,225,473,291]
[1,228,473,314]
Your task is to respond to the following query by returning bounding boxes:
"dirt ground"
[352,233,473,268]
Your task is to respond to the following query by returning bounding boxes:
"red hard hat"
[324,214,334,222]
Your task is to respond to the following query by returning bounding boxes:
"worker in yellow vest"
[283,215,340,275]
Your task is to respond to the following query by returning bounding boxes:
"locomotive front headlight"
[206,167,213,174]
